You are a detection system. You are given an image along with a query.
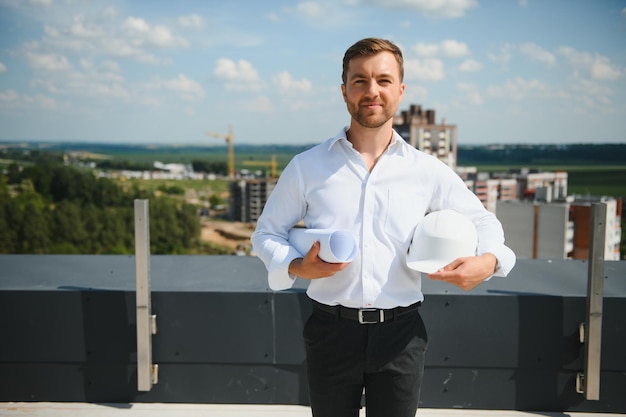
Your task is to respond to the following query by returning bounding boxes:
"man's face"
[342,51,405,129]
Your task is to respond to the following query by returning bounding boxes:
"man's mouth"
[361,102,383,109]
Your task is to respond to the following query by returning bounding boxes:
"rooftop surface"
[2,256,626,298]
[1,403,624,417]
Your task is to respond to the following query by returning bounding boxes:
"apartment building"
[393,104,458,170]
[497,196,622,261]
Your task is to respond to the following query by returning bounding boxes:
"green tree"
[81,204,104,253]
[17,202,50,253]
[149,198,183,254]
[6,163,22,184]
[98,207,131,254]
[176,203,200,250]
[50,200,88,251]
[0,195,18,253]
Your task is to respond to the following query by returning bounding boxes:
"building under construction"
[229,178,276,223]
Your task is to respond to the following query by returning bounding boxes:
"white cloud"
[0,89,19,104]
[0,89,58,109]
[163,74,205,101]
[282,98,310,110]
[412,40,469,58]
[102,7,118,20]
[458,59,481,72]
[487,77,554,100]
[122,17,189,48]
[412,43,439,57]
[34,94,59,109]
[297,2,329,19]
[31,13,185,65]
[401,84,429,104]
[26,52,73,71]
[214,58,265,91]
[26,55,130,100]
[177,14,205,30]
[457,82,483,105]
[557,47,622,81]
[404,58,445,81]
[265,12,282,23]
[272,71,312,94]
[355,0,478,18]
[488,44,513,68]
[242,95,275,113]
[101,60,121,73]
[0,62,6,73]
[440,40,470,57]
[64,73,130,99]
[99,38,166,65]
[124,17,150,33]
[590,57,622,81]
[151,25,189,48]
[70,14,105,38]
[568,72,613,109]
[142,74,205,101]
[519,42,556,66]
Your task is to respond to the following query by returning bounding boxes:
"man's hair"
[342,37,404,84]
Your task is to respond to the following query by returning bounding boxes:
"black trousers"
[303,301,428,417]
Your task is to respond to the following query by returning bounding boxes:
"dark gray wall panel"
[421,368,626,412]
[151,293,274,364]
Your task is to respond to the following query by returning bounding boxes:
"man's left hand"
[427,253,497,291]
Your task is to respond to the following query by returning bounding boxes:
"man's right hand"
[288,240,351,279]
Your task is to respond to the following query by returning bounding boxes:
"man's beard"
[348,101,393,128]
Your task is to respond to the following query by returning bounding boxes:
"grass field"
[475,164,626,199]
[118,178,231,202]
[107,150,296,172]
[117,164,626,202]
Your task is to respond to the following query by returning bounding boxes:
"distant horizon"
[1,139,625,147]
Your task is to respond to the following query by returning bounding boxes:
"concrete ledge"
[1,402,624,417]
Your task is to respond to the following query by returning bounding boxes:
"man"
[251,38,515,417]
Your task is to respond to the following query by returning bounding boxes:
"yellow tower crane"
[242,155,278,178]
[206,125,235,179]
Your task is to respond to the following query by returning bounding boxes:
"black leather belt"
[312,300,421,324]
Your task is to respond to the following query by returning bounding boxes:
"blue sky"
[0,0,625,145]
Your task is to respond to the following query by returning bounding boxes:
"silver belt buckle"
[358,308,384,324]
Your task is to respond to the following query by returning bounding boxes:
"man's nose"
[365,80,379,97]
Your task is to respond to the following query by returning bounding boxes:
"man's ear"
[341,83,347,102]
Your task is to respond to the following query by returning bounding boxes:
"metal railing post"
[577,202,606,400]
[135,199,158,391]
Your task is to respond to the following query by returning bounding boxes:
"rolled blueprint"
[288,228,357,263]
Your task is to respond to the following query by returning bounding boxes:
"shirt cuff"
[267,249,302,291]
[479,245,516,278]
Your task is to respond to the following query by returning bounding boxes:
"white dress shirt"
[251,128,516,309]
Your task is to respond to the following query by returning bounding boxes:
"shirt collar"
[327,127,405,151]
[327,127,349,150]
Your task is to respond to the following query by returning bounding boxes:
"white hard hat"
[406,209,478,273]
